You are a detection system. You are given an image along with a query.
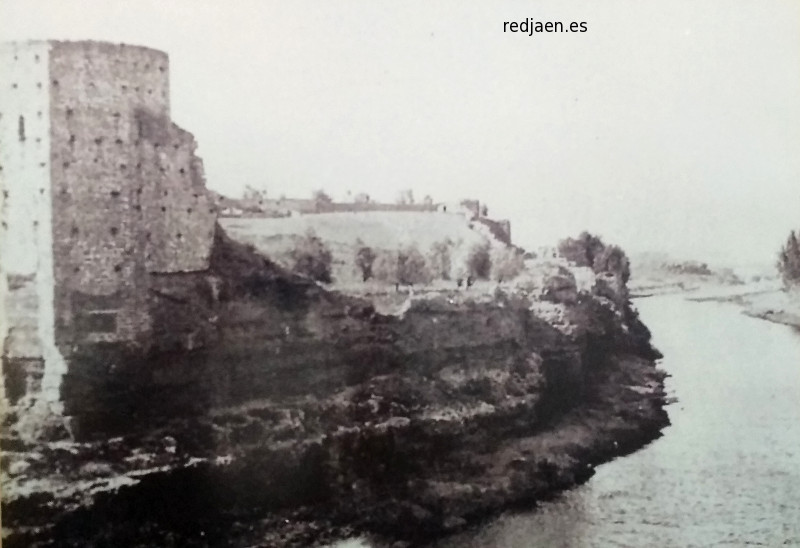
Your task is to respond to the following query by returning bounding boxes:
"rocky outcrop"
[1,229,668,547]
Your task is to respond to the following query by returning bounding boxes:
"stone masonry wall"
[48,41,171,349]
[0,42,68,410]
[136,111,216,274]
[0,42,54,359]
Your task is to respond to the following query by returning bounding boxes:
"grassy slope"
[220,212,494,285]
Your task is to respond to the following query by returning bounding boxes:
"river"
[337,296,800,547]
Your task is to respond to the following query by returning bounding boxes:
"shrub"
[373,250,399,284]
[355,239,377,281]
[557,231,605,267]
[778,230,800,286]
[290,229,333,283]
[397,244,433,285]
[492,246,525,282]
[428,239,453,280]
[593,244,631,284]
[466,241,492,280]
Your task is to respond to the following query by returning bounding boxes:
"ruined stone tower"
[0,41,217,434]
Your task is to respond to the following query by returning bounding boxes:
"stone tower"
[0,41,217,436]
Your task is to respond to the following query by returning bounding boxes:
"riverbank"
[1,233,669,547]
[688,287,800,329]
[430,295,800,547]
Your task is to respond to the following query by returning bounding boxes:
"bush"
[467,241,492,280]
[428,239,453,280]
[778,230,800,286]
[397,244,433,285]
[290,229,333,282]
[558,232,605,267]
[354,239,377,281]
[492,246,525,282]
[373,250,399,284]
[592,244,631,284]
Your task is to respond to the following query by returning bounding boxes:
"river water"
[426,296,800,547]
[336,296,800,547]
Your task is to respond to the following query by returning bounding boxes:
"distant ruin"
[0,41,217,430]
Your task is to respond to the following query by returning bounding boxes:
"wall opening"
[18,116,25,141]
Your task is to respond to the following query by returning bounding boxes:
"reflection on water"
[433,297,800,547]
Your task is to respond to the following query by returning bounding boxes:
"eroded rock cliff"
[1,229,668,547]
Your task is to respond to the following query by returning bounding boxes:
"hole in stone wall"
[134,204,141,211]
[71,226,79,236]
[122,85,128,92]
[74,266,80,273]
[18,116,25,141]
[95,137,103,145]
[113,112,120,118]
[39,162,46,167]
[37,111,42,118]
[146,232,152,241]
[187,208,192,214]
[161,206,166,212]
[110,190,120,198]
[66,108,73,117]
[116,138,123,145]
[114,264,122,273]
[120,163,127,170]
[179,168,185,175]
[12,83,18,89]
[37,82,42,89]
[137,187,143,194]
[177,232,183,240]
[53,79,59,86]
[110,227,119,236]
[69,135,76,144]
[63,161,70,168]
[159,66,165,72]
[163,190,169,196]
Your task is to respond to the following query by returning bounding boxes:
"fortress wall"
[136,112,216,274]
[0,42,67,406]
[0,42,54,357]
[48,42,170,347]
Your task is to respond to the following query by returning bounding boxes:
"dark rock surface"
[1,230,669,547]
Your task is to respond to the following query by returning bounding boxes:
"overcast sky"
[3,1,799,266]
